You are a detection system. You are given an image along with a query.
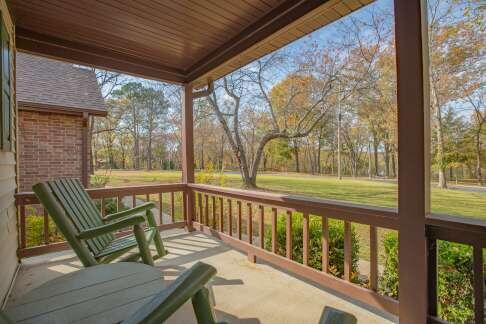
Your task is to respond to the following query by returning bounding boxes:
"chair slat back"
[47,178,114,255]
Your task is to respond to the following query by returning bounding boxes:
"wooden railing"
[426,214,485,324]
[15,183,187,258]
[15,182,485,322]
[189,183,400,316]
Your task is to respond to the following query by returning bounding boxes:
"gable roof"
[16,52,106,116]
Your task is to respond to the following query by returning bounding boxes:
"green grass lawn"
[93,170,485,263]
[94,170,485,220]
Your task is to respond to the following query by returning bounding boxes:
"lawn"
[94,170,486,220]
[93,170,485,263]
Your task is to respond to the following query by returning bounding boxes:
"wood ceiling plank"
[16,27,187,83]
[15,15,196,68]
[13,1,211,54]
[45,0,224,48]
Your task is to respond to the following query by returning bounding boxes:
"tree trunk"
[147,132,153,171]
[200,142,205,170]
[337,112,342,180]
[433,87,447,189]
[317,127,323,174]
[219,135,225,171]
[475,129,483,185]
[391,151,396,178]
[293,139,300,172]
[384,143,390,178]
[134,134,140,170]
[373,135,379,176]
[368,141,372,180]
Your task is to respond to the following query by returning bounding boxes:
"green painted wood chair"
[0,262,222,324]
[32,178,166,267]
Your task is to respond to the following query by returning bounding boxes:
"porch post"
[182,84,195,230]
[81,112,89,187]
[394,0,430,323]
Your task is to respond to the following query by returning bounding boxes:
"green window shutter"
[0,16,11,152]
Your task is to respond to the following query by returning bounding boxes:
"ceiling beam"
[185,0,331,83]
[16,27,187,84]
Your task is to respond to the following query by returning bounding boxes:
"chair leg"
[191,287,217,324]
[134,224,154,266]
[146,210,167,258]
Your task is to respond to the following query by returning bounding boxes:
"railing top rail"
[426,213,486,246]
[16,183,187,204]
[190,183,399,229]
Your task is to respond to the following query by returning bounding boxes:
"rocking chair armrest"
[77,214,146,240]
[104,202,156,222]
[122,262,217,324]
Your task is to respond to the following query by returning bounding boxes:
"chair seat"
[95,227,157,259]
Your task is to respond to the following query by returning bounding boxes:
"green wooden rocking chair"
[1,262,222,324]
[32,178,166,267]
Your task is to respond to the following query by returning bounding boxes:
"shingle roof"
[16,52,106,115]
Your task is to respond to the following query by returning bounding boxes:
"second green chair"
[33,178,166,267]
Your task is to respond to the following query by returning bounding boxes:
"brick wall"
[18,109,87,191]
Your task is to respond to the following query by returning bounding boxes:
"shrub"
[95,197,130,216]
[26,213,63,247]
[196,162,227,186]
[379,232,399,298]
[264,215,360,281]
[90,174,110,188]
[380,232,475,323]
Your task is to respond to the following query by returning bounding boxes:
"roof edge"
[18,101,107,117]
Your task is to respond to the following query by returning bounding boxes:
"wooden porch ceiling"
[8,0,372,87]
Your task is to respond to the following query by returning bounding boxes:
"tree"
[207,50,340,188]
[428,0,483,188]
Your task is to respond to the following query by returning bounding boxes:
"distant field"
[94,170,486,220]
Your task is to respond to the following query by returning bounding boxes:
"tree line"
[92,0,484,189]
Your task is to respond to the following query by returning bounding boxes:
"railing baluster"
[259,205,264,249]
[101,198,106,217]
[146,194,150,204]
[247,203,253,244]
[170,192,175,223]
[183,191,187,223]
[237,201,242,240]
[43,208,49,245]
[20,204,26,249]
[212,196,216,229]
[303,212,309,266]
[117,195,122,212]
[272,208,277,253]
[198,193,203,224]
[286,210,292,259]
[473,245,484,323]
[227,199,233,236]
[322,216,329,273]
[344,221,352,281]
[204,194,209,225]
[427,236,438,319]
[219,197,224,232]
[159,193,163,224]
[132,194,136,207]
[370,225,378,291]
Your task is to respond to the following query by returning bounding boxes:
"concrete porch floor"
[7,229,396,324]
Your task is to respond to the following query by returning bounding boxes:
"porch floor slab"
[7,229,396,324]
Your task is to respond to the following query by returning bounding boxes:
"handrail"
[16,183,187,204]
[189,183,399,229]
[15,183,188,258]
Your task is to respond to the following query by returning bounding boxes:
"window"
[0,16,10,151]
